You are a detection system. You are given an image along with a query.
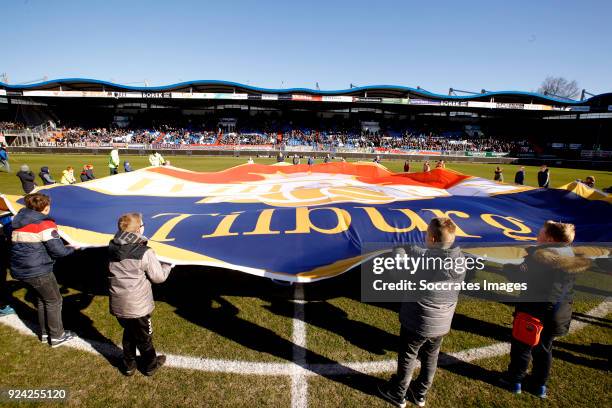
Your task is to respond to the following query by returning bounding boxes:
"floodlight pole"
[580,89,595,101]
[449,88,480,96]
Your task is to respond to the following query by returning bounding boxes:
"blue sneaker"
[534,385,547,399]
[499,377,522,394]
[0,305,15,316]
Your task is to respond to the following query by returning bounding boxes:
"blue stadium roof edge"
[1,78,609,106]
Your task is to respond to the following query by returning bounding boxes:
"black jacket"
[514,170,524,185]
[39,167,56,185]
[17,171,37,193]
[9,208,74,279]
[537,169,550,188]
[504,244,591,337]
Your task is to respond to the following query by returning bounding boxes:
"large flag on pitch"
[1,162,610,282]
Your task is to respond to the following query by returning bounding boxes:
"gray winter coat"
[399,245,466,338]
[108,231,171,319]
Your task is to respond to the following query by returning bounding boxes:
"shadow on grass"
[160,270,383,399]
[450,313,511,343]
[5,279,121,367]
[570,312,612,330]
[48,249,388,401]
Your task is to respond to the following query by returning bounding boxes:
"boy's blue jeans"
[390,326,443,399]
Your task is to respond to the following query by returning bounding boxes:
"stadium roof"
[1,78,610,107]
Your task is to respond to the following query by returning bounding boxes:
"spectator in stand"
[17,165,37,194]
[403,160,410,173]
[494,166,504,182]
[124,162,133,172]
[307,156,314,166]
[60,167,77,185]
[514,167,525,185]
[423,161,431,172]
[39,167,56,185]
[583,176,595,188]
[0,145,10,172]
[537,165,550,188]
[292,154,300,165]
[109,149,120,175]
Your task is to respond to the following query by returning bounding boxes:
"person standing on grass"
[39,166,56,185]
[124,161,133,172]
[403,160,410,172]
[148,151,165,167]
[378,217,466,408]
[514,166,525,185]
[583,175,595,188]
[16,164,37,194]
[9,193,76,346]
[0,145,10,172]
[537,164,550,188]
[423,161,431,172]
[108,213,173,376]
[109,148,120,175]
[494,166,504,182]
[500,221,590,398]
[60,167,77,185]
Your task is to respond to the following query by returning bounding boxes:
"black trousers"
[117,315,157,370]
[20,273,64,338]
[390,326,444,399]
[507,328,555,386]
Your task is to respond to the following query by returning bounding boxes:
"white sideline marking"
[291,284,308,408]
[0,299,609,406]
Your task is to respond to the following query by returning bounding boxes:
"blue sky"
[2,0,611,94]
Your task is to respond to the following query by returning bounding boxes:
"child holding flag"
[108,213,173,376]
